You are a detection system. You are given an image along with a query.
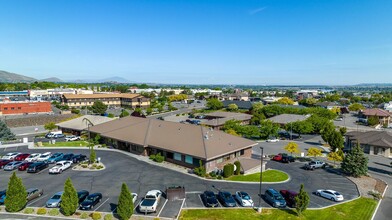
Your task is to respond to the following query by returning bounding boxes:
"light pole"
[258,146,264,212]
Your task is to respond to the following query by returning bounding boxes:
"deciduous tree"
[206,98,223,110]
[307,147,322,158]
[327,150,344,167]
[91,101,107,115]
[227,104,239,112]
[284,142,300,156]
[348,103,365,111]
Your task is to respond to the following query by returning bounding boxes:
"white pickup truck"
[304,160,326,170]
[139,190,162,213]
[49,161,72,174]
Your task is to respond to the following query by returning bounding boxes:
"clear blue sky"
[0,0,391,85]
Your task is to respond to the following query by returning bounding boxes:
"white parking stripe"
[198,194,204,207]
[27,194,48,206]
[94,198,109,211]
[157,199,168,217]
[134,200,142,211]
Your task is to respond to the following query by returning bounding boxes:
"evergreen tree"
[60,178,79,216]
[0,120,16,141]
[295,184,310,216]
[90,146,96,164]
[117,183,133,220]
[341,142,368,177]
[5,172,27,212]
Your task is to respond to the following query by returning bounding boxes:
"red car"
[280,190,298,208]
[272,153,284,161]
[18,162,34,171]
[14,153,31,161]
[0,160,12,169]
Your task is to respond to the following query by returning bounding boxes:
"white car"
[131,193,138,204]
[266,138,279,143]
[2,152,21,160]
[235,191,254,207]
[139,190,162,213]
[25,153,42,162]
[65,135,80,141]
[36,152,52,162]
[49,161,72,174]
[316,189,344,201]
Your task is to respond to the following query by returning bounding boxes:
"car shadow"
[373,162,392,168]
[368,166,392,175]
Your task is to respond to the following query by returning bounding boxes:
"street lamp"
[258,146,264,212]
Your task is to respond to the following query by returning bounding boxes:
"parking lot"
[0,145,359,218]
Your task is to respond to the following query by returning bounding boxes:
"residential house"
[345,131,392,157]
[201,111,252,130]
[359,108,391,126]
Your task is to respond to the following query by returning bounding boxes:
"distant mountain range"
[0,70,134,84]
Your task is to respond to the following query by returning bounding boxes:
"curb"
[371,179,389,220]
[218,169,291,185]
[0,211,79,219]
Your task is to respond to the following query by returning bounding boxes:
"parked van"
[45,131,62,139]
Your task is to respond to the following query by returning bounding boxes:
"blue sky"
[0,0,391,85]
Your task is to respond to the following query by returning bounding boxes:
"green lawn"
[41,140,89,147]
[227,170,289,182]
[179,197,377,220]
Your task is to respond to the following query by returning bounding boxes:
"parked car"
[53,134,65,139]
[0,190,6,205]
[279,190,298,208]
[65,135,80,141]
[61,153,74,161]
[47,153,64,164]
[27,162,49,173]
[304,160,326,170]
[14,153,31,161]
[139,190,162,213]
[266,138,279,142]
[0,159,12,169]
[281,154,296,163]
[45,131,62,139]
[264,188,286,208]
[46,191,63,208]
[49,161,72,174]
[72,154,87,164]
[316,189,344,201]
[2,152,21,160]
[235,191,254,207]
[36,152,52,162]
[79,193,103,210]
[26,188,44,202]
[18,161,34,171]
[3,161,23,171]
[77,190,89,204]
[131,193,138,204]
[272,153,286,161]
[201,191,219,207]
[217,191,237,207]
[25,153,41,162]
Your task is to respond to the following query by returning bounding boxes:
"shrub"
[104,214,113,220]
[149,154,156,160]
[154,153,165,163]
[223,163,235,178]
[80,212,89,219]
[23,208,34,214]
[193,161,206,177]
[36,208,47,215]
[234,161,241,175]
[217,175,223,180]
[368,190,382,200]
[91,212,102,220]
[209,171,216,178]
[97,165,104,169]
[81,164,88,168]
[48,209,60,216]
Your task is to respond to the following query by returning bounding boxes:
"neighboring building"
[61,93,150,109]
[89,116,257,172]
[223,92,249,101]
[202,111,252,130]
[316,101,340,110]
[0,101,51,115]
[268,114,309,126]
[56,115,116,135]
[296,90,318,100]
[383,101,392,112]
[222,100,253,110]
[345,131,392,157]
[0,91,29,101]
[359,108,391,126]
[262,96,281,104]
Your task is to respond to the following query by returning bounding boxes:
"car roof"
[54,191,64,195]
[88,193,102,197]
[267,188,280,194]
[26,188,38,193]
[146,190,161,195]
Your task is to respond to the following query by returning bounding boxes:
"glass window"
[185,155,193,164]
[174,153,182,161]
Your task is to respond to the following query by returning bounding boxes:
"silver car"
[46,191,63,208]
[4,161,23,171]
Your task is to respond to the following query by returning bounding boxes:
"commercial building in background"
[0,101,52,115]
[345,131,392,157]
[61,93,150,109]
[0,91,29,101]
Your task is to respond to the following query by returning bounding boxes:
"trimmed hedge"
[223,163,235,178]
[36,208,47,215]
[234,161,241,175]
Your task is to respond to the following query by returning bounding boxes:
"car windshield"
[333,192,341,195]
[274,195,284,200]
[242,194,250,200]
[84,196,95,202]
[52,195,61,200]
[223,193,231,199]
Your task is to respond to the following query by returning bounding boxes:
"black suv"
[72,154,87,163]
[27,162,49,173]
[281,154,296,163]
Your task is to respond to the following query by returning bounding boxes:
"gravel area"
[347,175,387,198]
[5,114,78,127]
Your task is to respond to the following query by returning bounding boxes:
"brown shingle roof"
[361,109,391,117]
[346,131,392,148]
[63,93,142,99]
[89,116,257,160]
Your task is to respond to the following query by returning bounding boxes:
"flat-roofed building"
[0,101,52,115]
[61,93,150,109]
